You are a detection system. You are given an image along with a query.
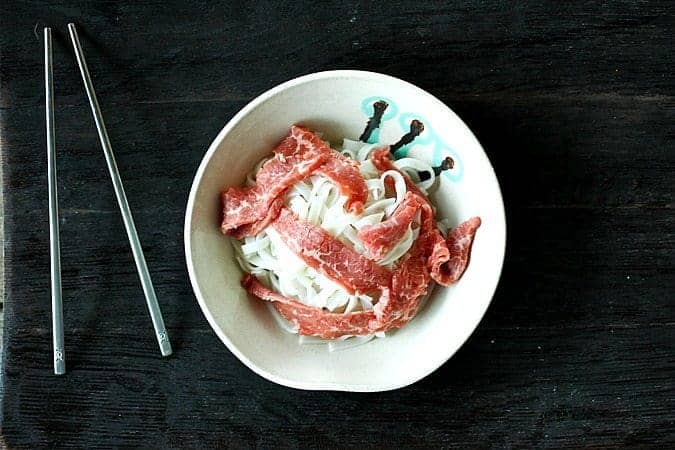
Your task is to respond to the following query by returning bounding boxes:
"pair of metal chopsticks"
[45,24,172,375]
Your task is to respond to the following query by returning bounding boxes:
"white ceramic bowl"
[185,70,505,391]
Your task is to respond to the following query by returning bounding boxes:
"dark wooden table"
[1,1,673,448]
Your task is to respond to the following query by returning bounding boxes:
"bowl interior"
[185,71,505,391]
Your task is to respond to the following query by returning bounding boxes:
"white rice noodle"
[380,170,407,216]
[394,157,435,193]
[436,218,452,237]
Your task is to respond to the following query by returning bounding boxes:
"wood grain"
[1,0,673,448]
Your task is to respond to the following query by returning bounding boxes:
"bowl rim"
[184,69,506,391]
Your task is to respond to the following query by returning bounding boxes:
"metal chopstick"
[45,27,66,375]
[67,23,172,357]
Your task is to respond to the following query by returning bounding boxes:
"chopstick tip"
[54,360,66,375]
[160,340,173,357]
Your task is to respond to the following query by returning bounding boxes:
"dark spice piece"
[359,100,388,142]
[390,120,424,154]
[418,156,455,181]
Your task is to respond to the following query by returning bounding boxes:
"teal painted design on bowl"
[360,97,463,182]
